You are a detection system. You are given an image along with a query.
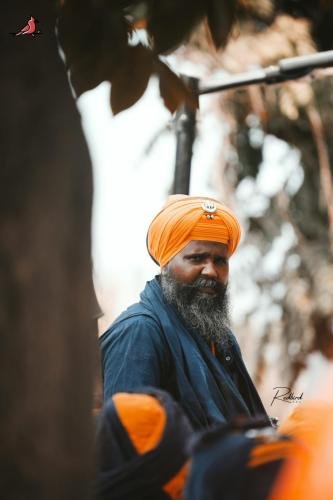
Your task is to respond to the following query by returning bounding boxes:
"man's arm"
[100,315,169,401]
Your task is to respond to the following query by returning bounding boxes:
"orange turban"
[111,392,190,499]
[147,195,241,267]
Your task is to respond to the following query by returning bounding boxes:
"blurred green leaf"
[148,0,206,53]
[58,2,129,97]
[206,0,236,48]
[157,60,198,113]
[110,44,154,114]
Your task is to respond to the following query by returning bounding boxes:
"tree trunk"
[1,2,96,499]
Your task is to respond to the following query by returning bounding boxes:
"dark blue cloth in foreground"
[95,387,192,500]
[185,419,288,500]
[100,277,269,429]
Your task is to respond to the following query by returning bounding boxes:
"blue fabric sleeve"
[100,315,169,402]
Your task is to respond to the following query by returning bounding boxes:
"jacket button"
[225,355,231,362]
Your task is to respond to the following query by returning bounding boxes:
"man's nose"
[201,261,218,278]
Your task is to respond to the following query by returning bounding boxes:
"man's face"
[165,240,229,291]
[160,241,231,344]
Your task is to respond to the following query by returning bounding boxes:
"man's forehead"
[180,240,229,255]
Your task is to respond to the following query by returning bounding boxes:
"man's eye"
[190,255,203,262]
[215,257,227,266]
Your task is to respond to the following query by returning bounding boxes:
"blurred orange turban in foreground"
[147,195,242,267]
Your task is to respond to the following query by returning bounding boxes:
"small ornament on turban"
[147,195,242,267]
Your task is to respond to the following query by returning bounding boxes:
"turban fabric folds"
[95,388,192,500]
[147,195,241,267]
[185,418,300,500]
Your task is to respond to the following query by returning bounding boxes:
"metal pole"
[198,49,333,95]
[172,76,199,195]
[172,50,333,194]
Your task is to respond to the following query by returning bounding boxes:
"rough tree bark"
[1,2,96,499]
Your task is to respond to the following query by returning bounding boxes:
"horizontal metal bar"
[198,50,333,96]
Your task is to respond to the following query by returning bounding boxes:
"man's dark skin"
[164,240,229,292]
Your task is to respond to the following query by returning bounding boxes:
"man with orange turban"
[100,195,269,429]
[95,388,192,500]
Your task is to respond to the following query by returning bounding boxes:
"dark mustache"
[191,278,219,288]
[185,278,226,294]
